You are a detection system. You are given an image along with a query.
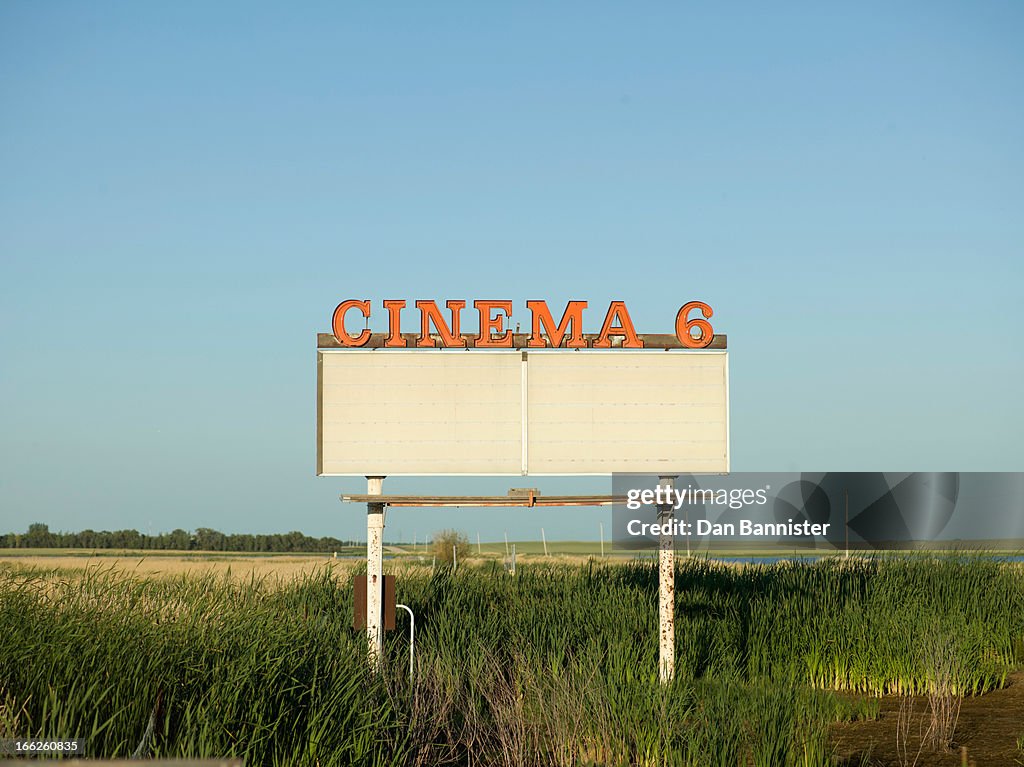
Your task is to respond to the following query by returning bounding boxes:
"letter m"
[527,301,588,348]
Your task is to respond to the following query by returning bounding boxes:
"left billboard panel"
[318,350,523,475]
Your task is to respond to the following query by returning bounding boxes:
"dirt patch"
[832,671,1024,766]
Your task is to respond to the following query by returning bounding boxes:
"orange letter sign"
[332,299,371,347]
[527,301,588,348]
[593,301,644,348]
[474,300,513,348]
[383,299,407,347]
[416,300,467,347]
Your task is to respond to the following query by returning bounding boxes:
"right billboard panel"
[525,351,729,474]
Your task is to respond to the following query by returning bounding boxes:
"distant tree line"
[1,523,356,553]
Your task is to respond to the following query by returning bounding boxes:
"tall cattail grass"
[1,555,1020,765]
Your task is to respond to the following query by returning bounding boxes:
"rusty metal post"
[366,475,386,668]
[658,475,676,683]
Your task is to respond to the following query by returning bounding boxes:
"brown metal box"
[353,574,396,631]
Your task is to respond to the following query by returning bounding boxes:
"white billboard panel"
[525,352,729,474]
[319,351,522,475]
[317,349,728,476]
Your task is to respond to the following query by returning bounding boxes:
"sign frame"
[317,337,729,477]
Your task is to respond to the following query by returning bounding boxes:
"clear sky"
[2,2,1022,542]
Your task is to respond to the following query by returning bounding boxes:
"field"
[0,551,357,581]
[1,553,1023,766]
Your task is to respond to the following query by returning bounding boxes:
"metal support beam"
[657,475,676,684]
[366,475,386,668]
[342,493,625,507]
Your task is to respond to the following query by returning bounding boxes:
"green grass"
[1,555,1021,765]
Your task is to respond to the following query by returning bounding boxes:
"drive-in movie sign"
[3,5,1023,766]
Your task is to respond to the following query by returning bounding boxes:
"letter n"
[416,300,467,347]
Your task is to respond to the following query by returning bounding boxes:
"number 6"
[675,301,714,348]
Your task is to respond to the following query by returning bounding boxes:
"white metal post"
[658,475,677,684]
[366,476,386,669]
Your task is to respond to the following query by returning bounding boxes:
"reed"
[1,554,1020,765]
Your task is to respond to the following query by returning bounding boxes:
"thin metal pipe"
[396,604,415,686]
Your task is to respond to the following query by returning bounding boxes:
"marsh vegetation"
[1,556,1021,765]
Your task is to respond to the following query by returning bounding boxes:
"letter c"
[332,300,372,346]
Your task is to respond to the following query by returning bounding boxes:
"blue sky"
[1,2,1022,542]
